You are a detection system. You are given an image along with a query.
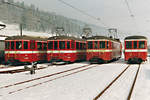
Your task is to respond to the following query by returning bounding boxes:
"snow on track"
[0,62,127,100]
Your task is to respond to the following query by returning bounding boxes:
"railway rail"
[0,64,103,96]
[93,64,141,100]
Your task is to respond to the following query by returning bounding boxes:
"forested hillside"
[0,0,105,36]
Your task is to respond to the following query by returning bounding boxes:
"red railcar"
[86,36,122,63]
[47,36,86,64]
[124,35,147,64]
[5,35,47,65]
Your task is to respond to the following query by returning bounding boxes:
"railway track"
[93,64,141,100]
[0,64,102,96]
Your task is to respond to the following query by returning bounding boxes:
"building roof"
[5,35,48,41]
[48,35,85,41]
[86,36,121,42]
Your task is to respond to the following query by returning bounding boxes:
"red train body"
[124,36,147,64]
[5,36,47,64]
[86,36,122,63]
[47,36,86,64]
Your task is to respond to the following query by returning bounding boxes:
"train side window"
[133,41,137,49]
[67,41,70,49]
[24,41,28,49]
[88,41,93,49]
[54,41,58,50]
[126,41,132,49]
[76,42,79,49]
[59,41,65,49]
[48,41,53,49]
[5,41,10,49]
[11,41,14,50]
[139,41,145,49]
[94,41,98,49]
[43,43,47,50]
[37,42,42,50]
[99,41,105,49]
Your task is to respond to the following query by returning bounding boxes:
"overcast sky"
[14,0,150,35]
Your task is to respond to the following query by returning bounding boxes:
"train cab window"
[126,41,132,49]
[54,41,58,50]
[133,41,137,49]
[99,41,105,49]
[24,41,28,49]
[37,42,42,50]
[88,41,93,49]
[11,41,14,50]
[67,41,70,49]
[139,41,145,49]
[94,41,98,49]
[43,43,47,50]
[16,41,22,50]
[76,42,79,49]
[59,41,65,49]
[5,41,10,49]
[48,41,53,49]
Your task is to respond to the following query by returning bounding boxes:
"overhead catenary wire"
[57,0,109,28]
[124,0,140,33]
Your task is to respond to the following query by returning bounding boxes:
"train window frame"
[99,41,105,49]
[5,41,10,50]
[88,41,93,49]
[10,41,15,50]
[30,40,35,50]
[126,41,132,49]
[139,41,145,49]
[48,41,53,50]
[43,43,47,50]
[37,42,42,50]
[67,41,70,49]
[54,41,58,50]
[59,41,65,49]
[23,41,28,50]
[76,42,80,50]
[94,41,98,49]
[16,41,22,50]
[133,41,137,49]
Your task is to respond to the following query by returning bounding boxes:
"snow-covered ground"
[0,58,149,100]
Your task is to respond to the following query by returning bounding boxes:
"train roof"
[5,35,48,41]
[86,36,121,42]
[125,35,147,40]
[48,35,85,41]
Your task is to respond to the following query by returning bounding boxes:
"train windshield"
[11,41,14,50]
[133,41,137,49]
[88,41,93,49]
[43,43,47,50]
[24,41,28,49]
[54,41,58,50]
[16,41,22,50]
[139,41,145,49]
[48,41,53,49]
[37,42,42,50]
[99,41,105,49]
[94,41,98,49]
[59,41,65,49]
[76,42,79,49]
[126,41,132,49]
[67,41,70,49]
